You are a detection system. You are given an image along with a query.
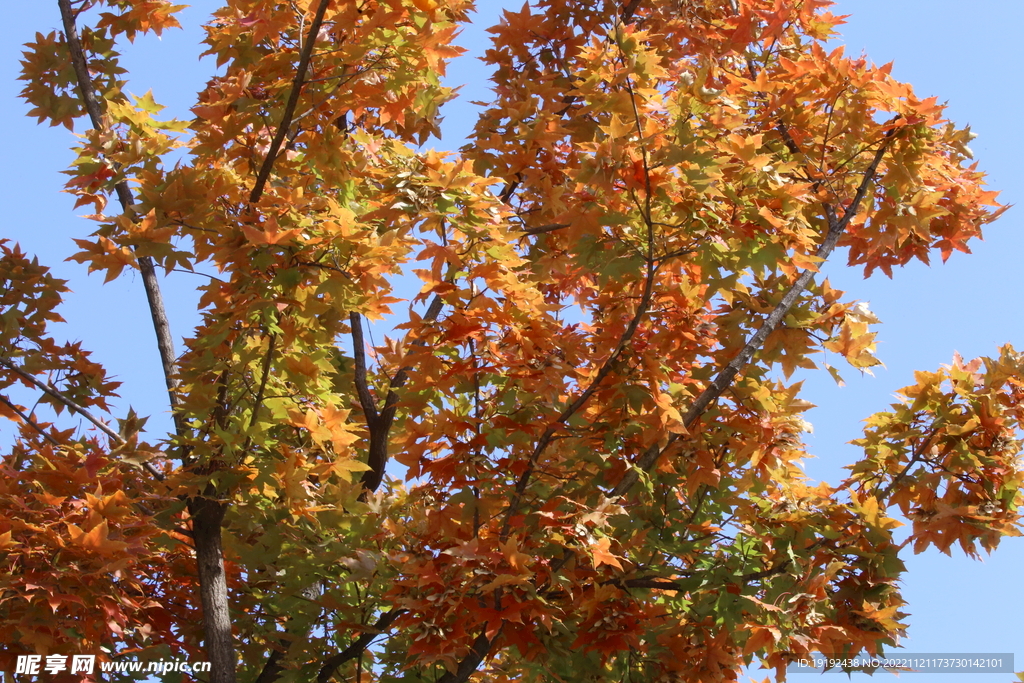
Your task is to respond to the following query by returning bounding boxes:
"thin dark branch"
[499,74,661,540]
[57,0,181,425]
[521,223,571,235]
[0,394,59,447]
[620,556,798,592]
[611,123,901,497]
[0,357,122,446]
[385,293,445,393]
[317,610,404,683]
[0,358,166,481]
[435,630,499,683]
[248,333,278,430]
[359,292,445,494]
[252,583,324,683]
[621,0,643,22]
[877,425,941,500]
[498,175,521,204]
[249,0,333,204]
[253,647,286,683]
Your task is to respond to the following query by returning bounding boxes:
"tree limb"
[499,73,661,541]
[618,560,793,592]
[317,609,405,683]
[0,357,167,476]
[435,630,498,683]
[359,293,445,494]
[521,223,571,235]
[0,357,123,446]
[621,0,643,22]
[57,0,181,422]
[349,312,379,424]
[248,333,278,431]
[610,127,899,497]
[249,0,332,204]
[0,394,60,448]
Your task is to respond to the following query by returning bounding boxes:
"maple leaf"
[590,537,624,570]
[66,521,129,555]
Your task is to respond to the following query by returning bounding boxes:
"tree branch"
[877,425,942,500]
[621,0,643,22]
[610,127,900,497]
[499,73,661,541]
[249,0,333,204]
[616,561,793,591]
[253,648,287,683]
[349,312,379,424]
[521,223,571,235]
[248,333,278,431]
[0,358,168,481]
[0,394,59,448]
[58,0,181,424]
[359,293,445,494]
[317,609,405,683]
[435,631,498,683]
[0,357,120,445]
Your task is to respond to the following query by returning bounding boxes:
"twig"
[877,426,942,500]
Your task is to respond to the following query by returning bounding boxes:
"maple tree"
[2,0,1022,681]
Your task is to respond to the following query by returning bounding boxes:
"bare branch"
[0,357,124,445]
[621,0,643,22]
[0,357,166,479]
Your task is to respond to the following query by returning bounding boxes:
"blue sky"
[1,1,1021,680]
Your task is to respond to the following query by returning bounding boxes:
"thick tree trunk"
[190,497,236,683]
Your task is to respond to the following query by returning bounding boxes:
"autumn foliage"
[2,0,1022,682]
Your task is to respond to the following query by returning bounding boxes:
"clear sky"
[1,1,1021,680]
